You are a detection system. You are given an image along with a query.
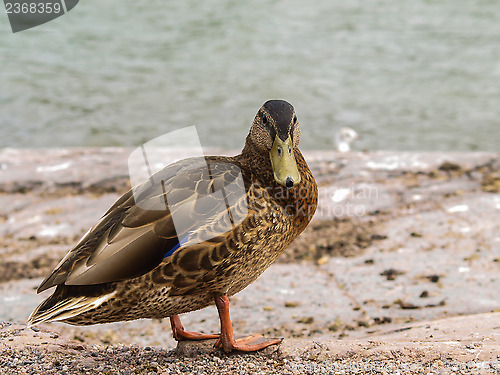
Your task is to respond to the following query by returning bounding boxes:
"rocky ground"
[0,148,500,374]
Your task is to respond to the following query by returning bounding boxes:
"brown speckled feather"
[37,157,247,291]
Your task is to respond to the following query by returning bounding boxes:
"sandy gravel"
[2,313,500,374]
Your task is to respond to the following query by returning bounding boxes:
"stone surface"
[1,148,499,373]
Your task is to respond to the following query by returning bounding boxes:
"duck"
[334,127,359,152]
[27,100,318,352]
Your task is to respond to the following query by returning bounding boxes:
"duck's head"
[247,100,301,188]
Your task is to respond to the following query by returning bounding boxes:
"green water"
[1,0,499,151]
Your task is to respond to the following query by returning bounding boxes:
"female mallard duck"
[27,100,318,352]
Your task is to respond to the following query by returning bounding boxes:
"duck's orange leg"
[169,315,220,341]
[213,294,282,352]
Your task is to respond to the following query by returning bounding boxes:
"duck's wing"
[37,157,251,293]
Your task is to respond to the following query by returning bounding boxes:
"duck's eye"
[262,115,268,125]
[293,115,297,124]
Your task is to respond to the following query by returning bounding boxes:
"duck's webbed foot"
[214,333,283,352]
[213,294,283,352]
[169,315,220,341]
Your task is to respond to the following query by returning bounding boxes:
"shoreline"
[1,148,499,373]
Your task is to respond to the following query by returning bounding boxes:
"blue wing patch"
[163,234,190,259]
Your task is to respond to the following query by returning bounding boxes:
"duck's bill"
[270,135,301,188]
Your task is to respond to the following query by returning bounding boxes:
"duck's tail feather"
[26,291,117,328]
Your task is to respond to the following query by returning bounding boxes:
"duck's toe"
[170,315,220,341]
[214,333,283,352]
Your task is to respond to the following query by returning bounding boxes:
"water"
[1,0,499,151]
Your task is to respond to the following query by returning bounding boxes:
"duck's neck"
[238,136,274,183]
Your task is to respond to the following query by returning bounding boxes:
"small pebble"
[297,316,314,324]
[427,275,440,283]
[316,255,329,265]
